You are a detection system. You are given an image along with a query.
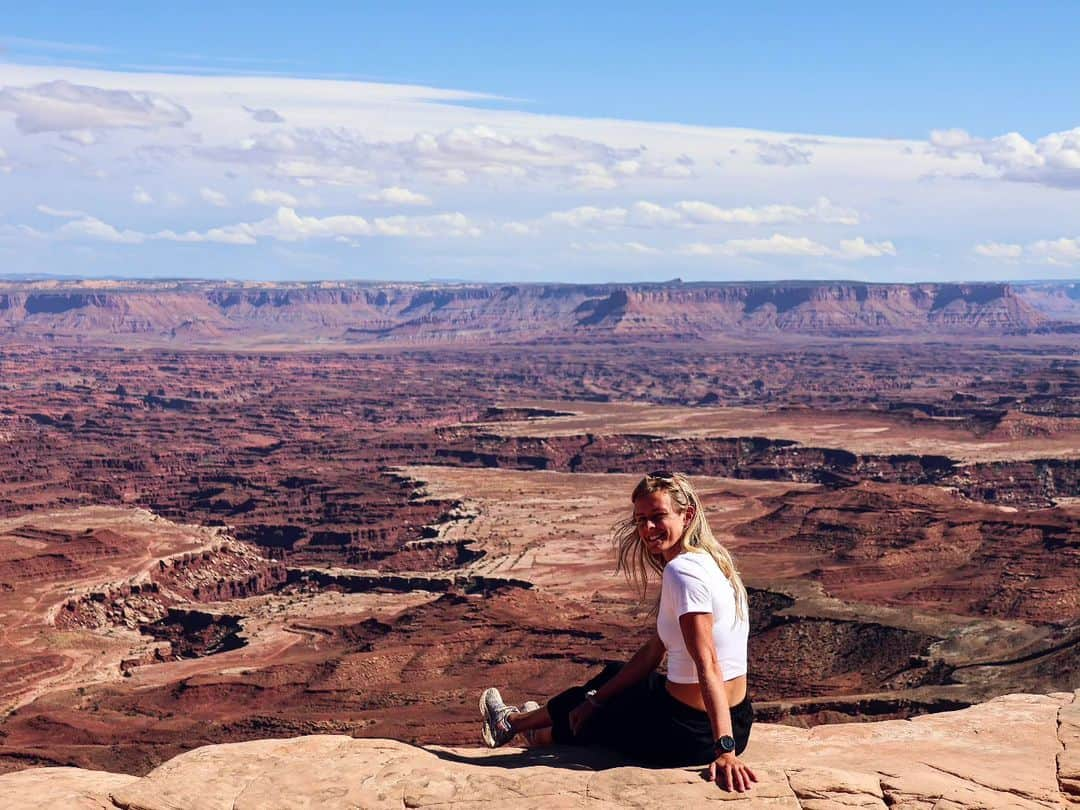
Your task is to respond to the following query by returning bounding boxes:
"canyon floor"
[0,309,1077,778]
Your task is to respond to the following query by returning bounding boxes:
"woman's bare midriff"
[666,674,747,712]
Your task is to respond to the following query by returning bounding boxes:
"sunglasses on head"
[647,470,676,480]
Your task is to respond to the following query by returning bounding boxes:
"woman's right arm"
[569,633,664,734]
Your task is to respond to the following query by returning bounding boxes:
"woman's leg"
[578,673,714,767]
[482,663,626,748]
[500,672,754,764]
[527,727,554,746]
[508,704,551,733]
[544,663,623,744]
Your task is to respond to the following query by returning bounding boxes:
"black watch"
[713,735,736,755]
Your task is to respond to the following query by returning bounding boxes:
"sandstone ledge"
[2,690,1076,809]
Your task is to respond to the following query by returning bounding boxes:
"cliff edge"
[2,689,1076,809]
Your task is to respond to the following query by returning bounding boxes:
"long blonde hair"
[614,471,748,622]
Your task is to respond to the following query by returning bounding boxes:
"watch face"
[715,735,736,753]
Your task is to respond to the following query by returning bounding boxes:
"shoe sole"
[479,687,502,747]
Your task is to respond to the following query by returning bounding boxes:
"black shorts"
[545,663,753,767]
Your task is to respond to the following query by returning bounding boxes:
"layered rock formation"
[0,280,1058,343]
[0,507,286,715]
[1,689,1075,809]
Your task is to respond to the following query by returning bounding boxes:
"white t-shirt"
[657,551,749,684]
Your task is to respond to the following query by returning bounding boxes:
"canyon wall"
[0,280,1064,342]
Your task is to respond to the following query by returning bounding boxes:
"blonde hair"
[614,471,748,622]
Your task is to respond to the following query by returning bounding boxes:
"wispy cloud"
[0,80,190,133]
[243,105,285,124]
[545,197,858,229]
[571,240,660,255]
[21,206,483,246]
[975,237,1080,265]
[0,36,109,55]
[677,234,895,259]
[973,242,1023,260]
[752,139,813,166]
[249,188,299,207]
[0,63,1064,281]
[200,187,230,207]
[198,125,689,190]
[365,186,432,206]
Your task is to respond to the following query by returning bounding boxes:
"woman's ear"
[684,503,696,523]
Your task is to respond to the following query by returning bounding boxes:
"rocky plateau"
[0,280,1076,805]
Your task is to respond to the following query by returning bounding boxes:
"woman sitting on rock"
[479,471,757,793]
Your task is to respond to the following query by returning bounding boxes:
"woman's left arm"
[679,612,757,793]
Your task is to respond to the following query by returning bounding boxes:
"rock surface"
[0,320,1076,772]
[0,280,1058,344]
[2,689,1075,809]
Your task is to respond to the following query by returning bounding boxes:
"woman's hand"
[709,753,757,792]
[568,700,596,736]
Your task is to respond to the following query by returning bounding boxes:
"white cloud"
[60,129,97,146]
[200,186,229,207]
[1028,237,1080,264]
[502,221,537,236]
[571,240,660,255]
[249,188,299,207]
[837,237,896,259]
[200,124,682,191]
[676,242,715,257]
[275,159,376,187]
[244,105,285,124]
[629,201,682,227]
[677,233,894,259]
[0,63,1064,281]
[546,197,859,230]
[18,205,482,246]
[37,204,88,218]
[928,128,972,150]
[719,234,832,257]
[677,197,858,226]
[550,205,629,229]
[0,146,10,174]
[0,80,190,134]
[973,242,1023,259]
[972,237,1080,265]
[153,225,257,245]
[369,212,480,238]
[930,126,1080,188]
[366,186,432,206]
[438,168,468,186]
[58,215,144,244]
[753,139,813,166]
[573,162,618,190]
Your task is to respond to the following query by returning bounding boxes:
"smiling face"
[633,489,694,563]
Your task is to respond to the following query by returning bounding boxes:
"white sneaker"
[479,687,518,747]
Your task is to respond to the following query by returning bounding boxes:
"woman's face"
[633,489,692,563]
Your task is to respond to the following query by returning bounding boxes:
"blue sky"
[0,4,1078,281]
[6,2,1079,138]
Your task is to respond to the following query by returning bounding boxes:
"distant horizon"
[0,273,1077,289]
